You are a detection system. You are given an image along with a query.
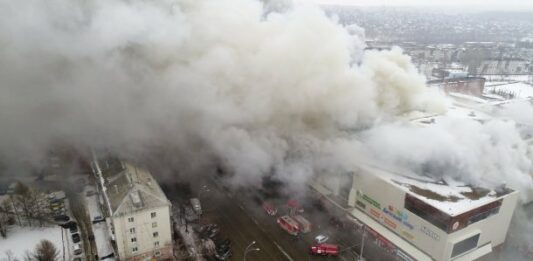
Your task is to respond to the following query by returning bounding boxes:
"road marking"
[273,241,293,261]
[251,217,259,225]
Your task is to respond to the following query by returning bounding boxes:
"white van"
[73,244,82,255]
[190,198,202,215]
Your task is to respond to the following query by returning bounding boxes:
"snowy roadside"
[83,186,116,261]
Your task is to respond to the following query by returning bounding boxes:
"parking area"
[83,186,116,261]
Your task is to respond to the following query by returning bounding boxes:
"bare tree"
[0,200,13,238]
[12,182,45,227]
[30,240,59,261]
[4,250,19,261]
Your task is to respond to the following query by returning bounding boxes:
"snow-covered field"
[0,226,65,260]
[485,82,533,99]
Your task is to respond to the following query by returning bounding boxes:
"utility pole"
[359,226,366,261]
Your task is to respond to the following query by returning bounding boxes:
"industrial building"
[427,77,486,97]
[92,157,174,261]
[311,164,519,261]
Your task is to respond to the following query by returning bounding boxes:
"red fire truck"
[277,215,300,236]
[310,244,339,256]
[293,215,312,233]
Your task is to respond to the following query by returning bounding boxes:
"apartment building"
[93,157,173,261]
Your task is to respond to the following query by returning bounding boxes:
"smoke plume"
[0,0,444,184]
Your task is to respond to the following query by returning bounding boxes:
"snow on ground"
[84,186,116,261]
[484,82,533,99]
[173,214,205,261]
[0,226,66,260]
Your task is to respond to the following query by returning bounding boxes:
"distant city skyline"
[299,0,533,11]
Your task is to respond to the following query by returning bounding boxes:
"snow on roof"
[95,158,170,217]
[84,186,116,259]
[361,165,513,217]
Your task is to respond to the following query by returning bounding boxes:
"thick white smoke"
[361,118,533,200]
[0,0,445,184]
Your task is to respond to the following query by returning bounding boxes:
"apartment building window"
[128,217,134,222]
[129,228,135,234]
[152,222,157,228]
[132,247,138,252]
[151,212,157,218]
[155,251,161,256]
[154,241,159,247]
[131,237,137,243]
[153,231,159,238]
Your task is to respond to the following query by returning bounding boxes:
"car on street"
[315,234,329,244]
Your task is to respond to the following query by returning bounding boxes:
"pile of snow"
[0,226,65,260]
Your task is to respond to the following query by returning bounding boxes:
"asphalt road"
[197,177,397,261]
[161,173,400,261]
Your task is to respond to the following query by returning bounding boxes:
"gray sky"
[300,0,533,10]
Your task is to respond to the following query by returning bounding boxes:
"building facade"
[93,158,174,261]
[311,165,519,261]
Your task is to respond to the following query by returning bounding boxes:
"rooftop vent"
[130,190,143,208]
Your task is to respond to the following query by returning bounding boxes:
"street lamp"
[244,241,260,261]
[358,225,366,261]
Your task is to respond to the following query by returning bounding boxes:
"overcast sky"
[303,0,533,10]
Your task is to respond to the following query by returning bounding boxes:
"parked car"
[310,243,339,256]
[215,249,232,260]
[92,216,105,224]
[60,221,77,229]
[208,227,220,238]
[69,225,78,233]
[315,234,329,244]
[190,198,202,215]
[73,244,82,255]
[216,238,231,249]
[71,233,81,243]
[54,214,70,222]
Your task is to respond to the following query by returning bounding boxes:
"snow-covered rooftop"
[361,165,513,217]
[95,158,170,217]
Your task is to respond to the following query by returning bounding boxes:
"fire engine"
[277,215,300,236]
[310,244,339,256]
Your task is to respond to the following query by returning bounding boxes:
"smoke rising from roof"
[0,0,444,183]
